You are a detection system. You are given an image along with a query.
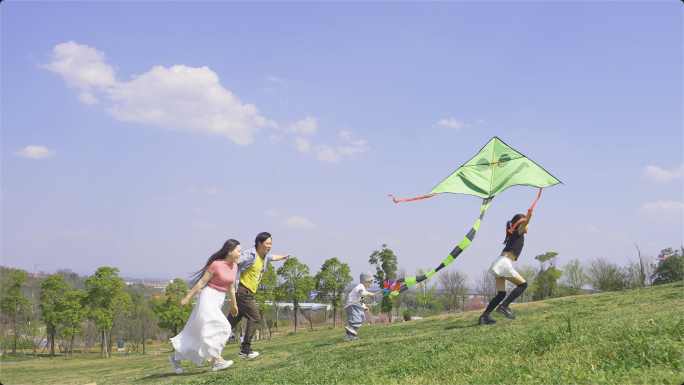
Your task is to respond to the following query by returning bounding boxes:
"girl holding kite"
[478,212,531,325]
[168,239,241,374]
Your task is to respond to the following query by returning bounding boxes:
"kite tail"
[396,196,494,293]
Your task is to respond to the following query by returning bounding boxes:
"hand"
[231,305,239,317]
[180,298,189,307]
[283,254,291,259]
[364,308,370,313]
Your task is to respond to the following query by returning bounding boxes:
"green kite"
[389,137,561,293]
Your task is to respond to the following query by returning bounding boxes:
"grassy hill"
[2,282,682,385]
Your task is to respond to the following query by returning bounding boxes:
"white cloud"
[194,207,204,212]
[477,119,488,124]
[644,165,683,183]
[186,187,198,193]
[294,138,310,152]
[269,135,283,144]
[337,129,369,155]
[279,98,289,104]
[583,224,599,233]
[190,220,216,230]
[281,216,317,229]
[43,41,276,146]
[264,75,284,83]
[285,116,318,135]
[266,210,280,216]
[315,144,342,163]
[639,201,684,222]
[203,187,218,194]
[12,145,57,160]
[438,118,466,129]
[276,168,286,173]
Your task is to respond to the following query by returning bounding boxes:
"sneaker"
[238,348,259,359]
[478,315,497,325]
[211,358,233,372]
[345,326,358,336]
[496,304,516,319]
[344,334,358,342]
[168,355,182,374]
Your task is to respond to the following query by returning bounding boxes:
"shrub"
[403,309,412,321]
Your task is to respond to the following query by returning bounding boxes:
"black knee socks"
[482,291,506,316]
[502,282,528,307]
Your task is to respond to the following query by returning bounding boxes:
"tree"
[414,268,439,318]
[85,267,125,358]
[653,248,684,285]
[255,262,276,338]
[438,269,469,313]
[515,264,538,302]
[133,305,156,354]
[369,244,398,319]
[585,258,625,292]
[277,258,314,333]
[2,269,29,355]
[155,278,194,338]
[531,252,562,300]
[273,285,288,332]
[38,274,68,359]
[474,269,497,302]
[559,259,587,296]
[315,258,352,327]
[57,290,88,358]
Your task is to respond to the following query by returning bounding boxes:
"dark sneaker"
[478,315,497,325]
[344,334,358,342]
[496,305,516,319]
[238,348,259,359]
[168,355,182,374]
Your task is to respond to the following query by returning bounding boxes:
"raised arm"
[181,270,213,307]
[271,253,291,261]
[518,210,533,235]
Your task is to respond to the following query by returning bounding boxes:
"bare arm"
[518,211,533,235]
[272,253,291,261]
[228,282,238,317]
[181,270,213,307]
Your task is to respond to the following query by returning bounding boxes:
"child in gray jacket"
[344,271,381,341]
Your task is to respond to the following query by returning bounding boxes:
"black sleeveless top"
[502,231,525,260]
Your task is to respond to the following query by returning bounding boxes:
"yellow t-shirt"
[240,254,265,293]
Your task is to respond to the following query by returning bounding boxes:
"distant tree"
[85,267,126,358]
[255,262,276,337]
[515,264,539,302]
[438,269,469,313]
[39,274,68,359]
[653,247,684,285]
[57,290,88,358]
[559,259,587,296]
[369,244,398,319]
[273,285,288,332]
[415,268,439,318]
[155,278,194,338]
[531,252,562,300]
[135,305,157,354]
[475,269,497,302]
[585,258,625,292]
[277,258,314,333]
[315,258,352,327]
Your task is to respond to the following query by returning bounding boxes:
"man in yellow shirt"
[228,232,290,359]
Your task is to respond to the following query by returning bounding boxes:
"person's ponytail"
[503,214,525,244]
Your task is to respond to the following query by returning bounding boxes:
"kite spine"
[397,196,494,293]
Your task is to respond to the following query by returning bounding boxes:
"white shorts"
[488,255,519,278]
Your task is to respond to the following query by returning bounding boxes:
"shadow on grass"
[444,324,479,330]
[138,371,205,381]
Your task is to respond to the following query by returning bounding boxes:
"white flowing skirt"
[488,255,519,278]
[170,287,231,365]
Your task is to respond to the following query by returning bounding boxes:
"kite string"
[508,188,543,233]
[388,194,437,203]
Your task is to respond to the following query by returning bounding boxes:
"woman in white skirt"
[479,212,532,325]
[169,239,241,373]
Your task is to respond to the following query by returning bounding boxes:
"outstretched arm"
[518,210,533,235]
[181,270,213,307]
[272,253,291,261]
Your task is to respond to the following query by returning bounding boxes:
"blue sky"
[2,1,682,283]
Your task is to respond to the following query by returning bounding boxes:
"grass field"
[1,282,682,385]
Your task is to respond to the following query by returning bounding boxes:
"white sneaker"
[211,358,233,372]
[168,355,182,374]
[345,326,357,336]
[238,348,259,359]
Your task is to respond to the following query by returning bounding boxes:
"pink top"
[206,260,237,292]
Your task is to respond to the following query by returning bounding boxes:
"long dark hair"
[503,214,525,244]
[188,239,240,287]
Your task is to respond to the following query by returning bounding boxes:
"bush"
[403,309,412,321]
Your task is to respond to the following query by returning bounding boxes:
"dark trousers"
[226,284,261,350]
